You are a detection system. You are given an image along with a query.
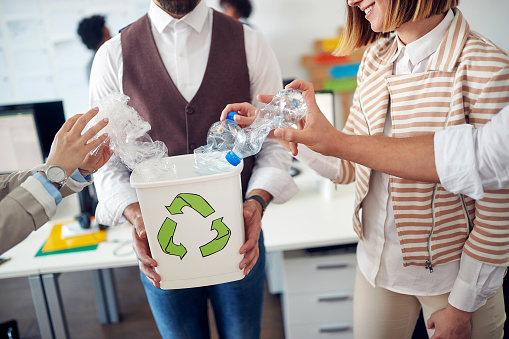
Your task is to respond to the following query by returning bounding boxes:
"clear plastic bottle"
[194,112,240,175]
[225,89,307,166]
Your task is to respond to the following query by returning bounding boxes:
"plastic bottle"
[194,112,240,175]
[225,89,307,166]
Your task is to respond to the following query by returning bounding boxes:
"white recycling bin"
[130,154,245,289]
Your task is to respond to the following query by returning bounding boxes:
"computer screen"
[0,110,44,173]
[0,101,66,174]
[314,91,335,126]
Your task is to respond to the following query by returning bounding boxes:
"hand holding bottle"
[273,80,340,157]
[221,89,307,166]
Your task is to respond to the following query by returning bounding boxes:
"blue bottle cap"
[226,112,237,121]
[225,151,241,166]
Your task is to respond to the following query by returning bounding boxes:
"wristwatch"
[40,165,68,189]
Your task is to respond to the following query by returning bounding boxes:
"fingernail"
[93,106,99,111]
[103,118,109,123]
[245,269,251,275]
[103,133,109,137]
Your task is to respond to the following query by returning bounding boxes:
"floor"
[0,266,285,339]
[2,266,507,338]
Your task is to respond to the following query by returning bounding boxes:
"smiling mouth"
[363,3,374,15]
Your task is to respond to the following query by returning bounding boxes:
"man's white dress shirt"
[435,104,509,200]
[89,0,297,226]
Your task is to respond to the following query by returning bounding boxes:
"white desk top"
[0,194,137,280]
[262,163,358,252]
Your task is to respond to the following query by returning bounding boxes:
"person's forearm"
[333,132,439,182]
[124,202,142,225]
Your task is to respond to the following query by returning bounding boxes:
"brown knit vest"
[121,11,254,194]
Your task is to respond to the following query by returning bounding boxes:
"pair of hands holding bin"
[131,80,320,289]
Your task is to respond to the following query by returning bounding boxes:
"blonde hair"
[335,0,459,56]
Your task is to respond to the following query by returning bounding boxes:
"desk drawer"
[284,251,356,294]
[286,292,353,325]
[287,323,354,339]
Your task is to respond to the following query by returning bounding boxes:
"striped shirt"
[340,8,509,269]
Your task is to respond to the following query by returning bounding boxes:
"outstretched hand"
[46,108,111,176]
[79,141,113,173]
[273,80,340,157]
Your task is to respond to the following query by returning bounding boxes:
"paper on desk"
[41,221,106,253]
[60,220,100,239]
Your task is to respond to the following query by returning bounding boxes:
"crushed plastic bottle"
[87,92,178,183]
[194,112,240,175]
[225,89,307,166]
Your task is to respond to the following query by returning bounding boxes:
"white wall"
[0,0,149,117]
[1,0,508,118]
[209,0,348,82]
[208,0,509,81]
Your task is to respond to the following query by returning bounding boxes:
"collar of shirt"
[148,0,209,34]
[390,9,454,68]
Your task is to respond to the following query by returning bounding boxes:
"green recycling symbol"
[157,193,231,260]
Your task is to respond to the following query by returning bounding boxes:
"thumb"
[289,142,299,156]
[134,216,147,238]
[426,314,435,329]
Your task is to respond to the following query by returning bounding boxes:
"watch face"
[47,166,66,182]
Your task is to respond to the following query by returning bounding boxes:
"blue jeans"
[141,231,266,339]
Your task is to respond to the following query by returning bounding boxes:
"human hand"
[126,203,161,288]
[46,108,109,176]
[427,304,472,339]
[220,102,260,128]
[273,80,340,157]
[238,198,264,275]
[79,141,113,174]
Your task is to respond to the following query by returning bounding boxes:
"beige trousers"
[353,267,505,339]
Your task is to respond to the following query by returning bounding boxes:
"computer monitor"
[0,101,66,174]
[314,90,335,126]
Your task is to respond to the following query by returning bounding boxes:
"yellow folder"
[42,221,106,253]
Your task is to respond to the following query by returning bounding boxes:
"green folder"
[35,244,98,257]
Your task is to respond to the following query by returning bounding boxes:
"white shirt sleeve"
[448,252,506,312]
[434,105,509,199]
[243,26,298,204]
[294,145,342,181]
[474,106,509,191]
[89,37,137,226]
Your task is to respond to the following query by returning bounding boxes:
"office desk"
[263,165,358,252]
[0,195,137,339]
[262,163,359,339]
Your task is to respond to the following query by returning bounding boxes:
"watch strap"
[245,195,267,215]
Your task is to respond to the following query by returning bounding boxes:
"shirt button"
[186,108,194,115]
[189,143,196,150]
